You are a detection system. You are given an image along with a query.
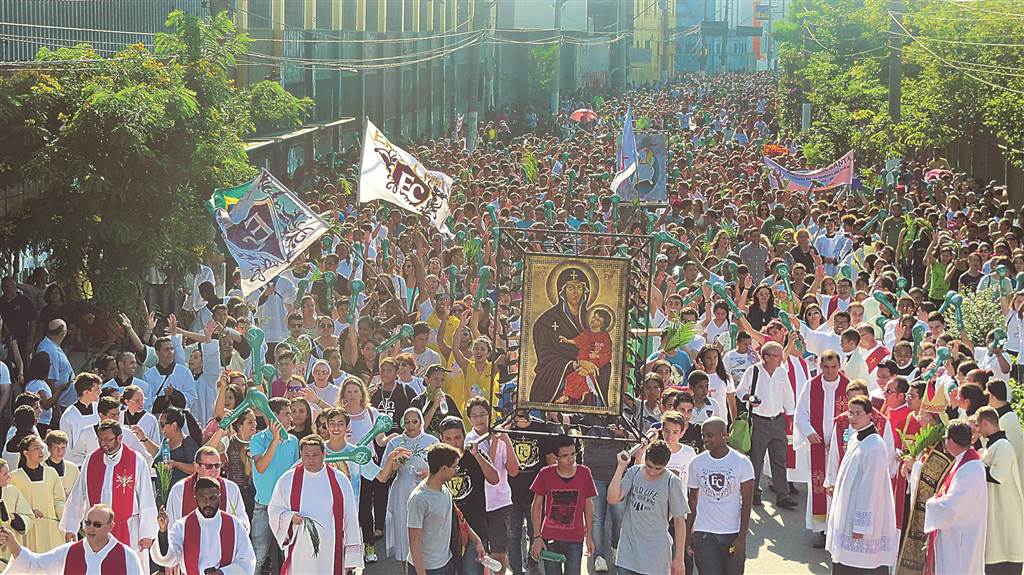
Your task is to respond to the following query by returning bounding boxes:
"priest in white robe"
[795,351,849,538]
[67,397,151,467]
[977,407,1024,574]
[143,337,198,411]
[165,447,250,531]
[924,420,988,575]
[0,504,147,575]
[151,477,256,575]
[268,434,362,574]
[59,421,158,553]
[824,396,898,574]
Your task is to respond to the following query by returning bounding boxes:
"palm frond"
[663,321,699,353]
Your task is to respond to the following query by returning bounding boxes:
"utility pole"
[466,0,489,152]
[699,0,708,73]
[720,0,729,72]
[553,0,566,115]
[661,0,670,84]
[888,0,903,124]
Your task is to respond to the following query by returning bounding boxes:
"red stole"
[180,474,227,518]
[281,465,346,575]
[86,447,138,545]
[925,449,981,575]
[864,345,890,372]
[64,539,128,575]
[825,296,841,319]
[183,511,235,575]
[785,356,808,469]
[809,373,849,518]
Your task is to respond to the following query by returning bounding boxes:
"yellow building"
[631,0,675,84]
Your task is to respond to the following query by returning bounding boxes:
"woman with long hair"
[746,284,779,332]
[119,385,160,446]
[697,345,737,422]
[338,376,387,562]
[9,435,64,551]
[288,397,313,440]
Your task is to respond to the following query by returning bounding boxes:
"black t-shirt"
[410,392,462,437]
[959,270,983,293]
[370,382,417,435]
[0,294,34,340]
[681,422,704,453]
[507,420,558,503]
[449,451,489,536]
[789,245,817,270]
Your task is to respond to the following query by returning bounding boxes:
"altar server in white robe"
[268,434,362,574]
[924,420,988,575]
[143,337,198,411]
[59,421,158,553]
[0,504,147,575]
[67,397,151,468]
[151,477,256,575]
[165,447,249,531]
[824,395,898,575]
[976,407,1024,574]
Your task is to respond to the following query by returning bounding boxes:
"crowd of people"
[0,70,1022,575]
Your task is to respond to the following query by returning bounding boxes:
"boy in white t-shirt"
[686,417,755,575]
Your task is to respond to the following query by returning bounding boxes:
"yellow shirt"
[445,358,496,428]
[426,314,461,355]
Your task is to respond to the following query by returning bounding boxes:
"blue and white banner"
[763,150,854,192]
[212,169,329,296]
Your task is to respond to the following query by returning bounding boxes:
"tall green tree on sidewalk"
[0,11,311,313]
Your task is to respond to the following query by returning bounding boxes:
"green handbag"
[728,365,759,453]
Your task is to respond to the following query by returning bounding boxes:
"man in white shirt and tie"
[735,341,798,509]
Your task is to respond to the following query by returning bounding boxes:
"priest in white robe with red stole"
[825,381,897,490]
[151,476,256,575]
[165,446,250,532]
[0,504,147,575]
[59,421,157,553]
[269,434,362,574]
[824,396,899,574]
[924,420,988,575]
[795,350,849,534]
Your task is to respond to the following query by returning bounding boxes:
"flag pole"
[356,115,369,208]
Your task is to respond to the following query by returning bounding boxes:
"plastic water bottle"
[480,555,502,572]
[539,550,567,563]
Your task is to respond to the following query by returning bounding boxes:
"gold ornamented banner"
[895,449,953,575]
[517,254,628,416]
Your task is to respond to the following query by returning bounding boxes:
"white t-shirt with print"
[687,448,755,534]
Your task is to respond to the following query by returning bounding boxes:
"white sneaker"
[364,543,378,563]
[594,555,609,572]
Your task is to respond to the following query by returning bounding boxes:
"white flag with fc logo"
[359,119,453,235]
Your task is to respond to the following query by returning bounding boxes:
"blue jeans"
[692,531,745,575]
[251,503,277,572]
[408,559,455,575]
[541,540,584,575]
[506,497,537,575]
[591,479,625,561]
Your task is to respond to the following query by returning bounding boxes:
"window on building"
[248,0,272,28]
[387,0,403,32]
[367,0,380,32]
[284,1,303,28]
[315,0,332,29]
[342,0,358,30]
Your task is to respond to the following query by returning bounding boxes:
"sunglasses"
[198,462,222,470]
[83,520,109,529]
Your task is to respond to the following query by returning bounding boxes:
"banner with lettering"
[764,150,855,192]
[210,169,329,296]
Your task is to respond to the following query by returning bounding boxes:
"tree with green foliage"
[528,45,558,110]
[0,11,311,314]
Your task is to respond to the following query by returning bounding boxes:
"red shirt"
[530,464,597,543]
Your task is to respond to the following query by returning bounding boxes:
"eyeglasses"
[83,520,109,529]
[198,462,222,470]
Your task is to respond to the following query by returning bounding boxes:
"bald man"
[36,319,77,407]
[0,504,147,574]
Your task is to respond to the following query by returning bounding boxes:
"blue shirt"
[647,349,693,381]
[250,428,300,505]
[37,337,75,407]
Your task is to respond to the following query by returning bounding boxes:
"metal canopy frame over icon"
[485,225,660,445]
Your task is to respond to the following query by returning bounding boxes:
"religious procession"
[2,2,1024,575]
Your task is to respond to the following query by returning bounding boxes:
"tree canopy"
[774,0,1024,172]
[0,11,311,312]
